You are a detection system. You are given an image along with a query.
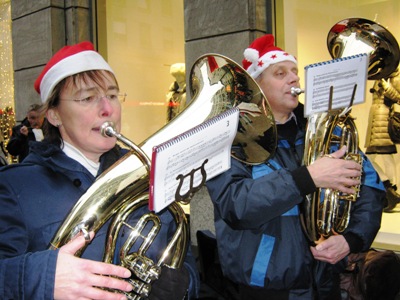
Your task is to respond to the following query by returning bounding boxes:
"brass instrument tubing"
[101,122,151,171]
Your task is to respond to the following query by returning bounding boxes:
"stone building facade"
[11,0,92,121]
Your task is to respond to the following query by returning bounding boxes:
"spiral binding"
[154,107,239,152]
[304,53,368,70]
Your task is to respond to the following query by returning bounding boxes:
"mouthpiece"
[100,121,117,138]
[291,87,304,96]
[100,121,151,169]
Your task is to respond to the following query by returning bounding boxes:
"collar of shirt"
[62,141,100,177]
[32,128,44,141]
[276,112,298,125]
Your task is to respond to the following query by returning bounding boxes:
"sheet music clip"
[175,159,208,204]
[327,84,357,116]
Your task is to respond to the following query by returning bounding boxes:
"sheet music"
[304,54,369,116]
[149,107,239,212]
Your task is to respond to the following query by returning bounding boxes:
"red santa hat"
[242,34,297,79]
[34,41,114,103]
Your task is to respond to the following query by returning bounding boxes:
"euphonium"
[49,54,276,299]
[300,18,400,244]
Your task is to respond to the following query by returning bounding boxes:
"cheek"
[112,110,122,132]
[66,113,94,135]
[264,86,279,103]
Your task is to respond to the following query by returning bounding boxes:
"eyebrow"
[73,85,119,97]
[107,85,119,92]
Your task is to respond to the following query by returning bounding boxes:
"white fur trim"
[244,48,259,63]
[248,50,297,79]
[39,51,114,103]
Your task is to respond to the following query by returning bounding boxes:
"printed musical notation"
[149,107,239,212]
[304,53,368,116]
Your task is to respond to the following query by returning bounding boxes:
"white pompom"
[244,48,259,63]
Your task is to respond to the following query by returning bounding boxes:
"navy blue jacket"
[0,141,199,299]
[206,105,385,292]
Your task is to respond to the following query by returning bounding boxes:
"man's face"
[27,110,43,128]
[255,61,300,122]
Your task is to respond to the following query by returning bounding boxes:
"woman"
[0,41,199,300]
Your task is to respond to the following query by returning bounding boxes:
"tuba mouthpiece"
[100,121,117,138]
[100,121,152,169]
[291,87,304,96]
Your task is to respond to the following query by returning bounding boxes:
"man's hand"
[19,125,29,136]
[311,235,350,264]
[307,146,361,195]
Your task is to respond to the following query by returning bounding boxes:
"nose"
[98,96,115,116]
[289,71,300,84]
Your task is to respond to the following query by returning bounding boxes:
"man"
[7,103,44,162]
[206,34,385,299]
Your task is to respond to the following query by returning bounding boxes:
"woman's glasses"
[60,93,127,107]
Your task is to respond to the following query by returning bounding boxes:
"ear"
[46,108,61,127]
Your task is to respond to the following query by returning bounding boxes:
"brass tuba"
[49,54,276,299]
[300,18,400,244]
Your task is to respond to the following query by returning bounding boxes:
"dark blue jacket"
[206,105,385,292]
[0,141,199,299]
[6,119,36,162]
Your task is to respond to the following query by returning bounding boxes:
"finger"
[60,231,94,255]
[90,273,133,293]
[330,146,347,159]
[341,174,361,184]
[86,260,131,279]
[341,159,362,171]
[67,261,132,296]
[311,247,337,264]
[334,184,359,195]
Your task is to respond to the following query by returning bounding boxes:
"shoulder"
[0,161,45,178]
[12,124,23,130]
[0,162,34,172]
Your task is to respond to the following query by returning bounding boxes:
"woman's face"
[47,71,122,162]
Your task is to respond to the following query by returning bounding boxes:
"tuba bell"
[49,54,276,299]
[300,18,400,244]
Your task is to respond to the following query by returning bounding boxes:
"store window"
[279,0,400,143]
[279,0,400,249]
[94,0,185,143]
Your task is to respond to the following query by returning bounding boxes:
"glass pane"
[282,0,400,151]
[96,0,185,144]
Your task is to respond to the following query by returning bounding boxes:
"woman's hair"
[359,250,400,300]
[41,70,118,147]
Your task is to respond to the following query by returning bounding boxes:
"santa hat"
[34,41,114,103]
[242,34,297,79]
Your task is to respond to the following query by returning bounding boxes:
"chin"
[99,140,117,152]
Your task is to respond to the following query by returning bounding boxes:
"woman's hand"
[54,233,133,300]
